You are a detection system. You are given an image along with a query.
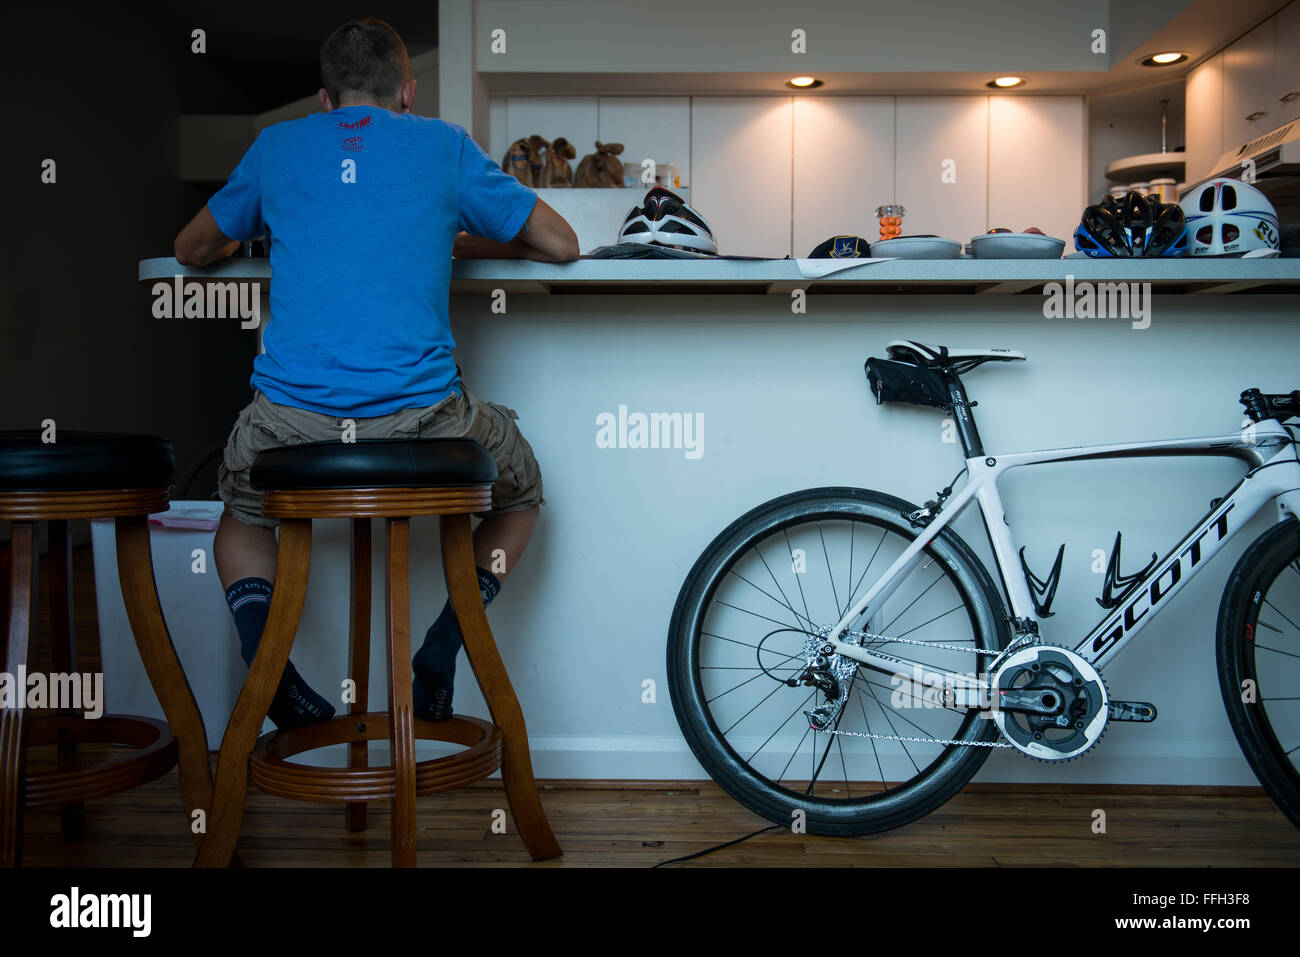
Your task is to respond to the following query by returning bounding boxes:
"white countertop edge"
[138,256,1300,286]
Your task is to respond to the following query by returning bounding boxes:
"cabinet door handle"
[1246,110,1267,121]
[1281,91,1300,103]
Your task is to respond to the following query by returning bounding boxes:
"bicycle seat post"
[943,369,985,459]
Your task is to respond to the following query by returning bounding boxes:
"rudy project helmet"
[1074,191,1188,257]
[618,187,718,254]
[1179,178,1280,257]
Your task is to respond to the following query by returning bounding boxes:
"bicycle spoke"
[1263,599,1300,634]
[783,527,813,631]
[725,567,818,632]
[744,689,816,765]
[818,521,842,617]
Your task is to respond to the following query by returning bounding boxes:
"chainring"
[990,644,1109,762]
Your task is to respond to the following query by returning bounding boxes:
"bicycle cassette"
[989,645,1108,761]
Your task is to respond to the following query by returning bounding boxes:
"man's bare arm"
[174,205,241,266]
[454,198,580,262]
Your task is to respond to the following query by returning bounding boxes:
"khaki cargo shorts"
[218,381,544,529]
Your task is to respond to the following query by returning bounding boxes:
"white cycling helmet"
[618,187,717,254]
[1179,178,1280,257]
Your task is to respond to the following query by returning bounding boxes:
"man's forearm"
[453,232,574,261]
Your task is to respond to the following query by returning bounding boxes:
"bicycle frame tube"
[822,420,1300,704]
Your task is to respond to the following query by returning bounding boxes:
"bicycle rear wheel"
[667,487,1011,835]
[1217,517,1300,828]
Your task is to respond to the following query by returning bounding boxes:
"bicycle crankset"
[989,645,1108,761]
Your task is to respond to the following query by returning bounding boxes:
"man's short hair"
[320,18,412,108]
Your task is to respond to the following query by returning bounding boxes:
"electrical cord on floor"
[652,823,785,868]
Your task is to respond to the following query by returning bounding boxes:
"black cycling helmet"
[1075,190,1188,257]
[619,187,717,254]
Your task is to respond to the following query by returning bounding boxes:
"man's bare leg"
[214,511,277,590]
[472,504,539,582]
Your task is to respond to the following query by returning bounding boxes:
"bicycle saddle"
[886,340,1027,367]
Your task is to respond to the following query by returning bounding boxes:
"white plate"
[969,233,1066,259]
[871,236,964,260]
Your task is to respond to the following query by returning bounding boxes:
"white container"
[91,502,245,749]
[1150,178,1177,203]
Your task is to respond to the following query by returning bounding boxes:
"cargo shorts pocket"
[465,393,543,513]
[222,394,305,475]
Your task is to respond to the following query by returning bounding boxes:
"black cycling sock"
[412,567,501,720]
[224,576,336,730]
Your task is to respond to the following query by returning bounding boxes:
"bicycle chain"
[809,630,1040,749]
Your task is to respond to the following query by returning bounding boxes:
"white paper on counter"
[795,257,899,278]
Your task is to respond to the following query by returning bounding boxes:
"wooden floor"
[10,542,1300,867]
[17,758,1300,867]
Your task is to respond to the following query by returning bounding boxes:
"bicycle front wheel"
[667,487,1011,835]
[1217,517,1300,828]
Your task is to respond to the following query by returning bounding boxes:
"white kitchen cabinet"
[988,96,1086,247]
[1222,18,1277,152]
[1185,54,1224,184]
[596,97,692,187]
[894,96,989,244]
[1277,1,1300,125]
[690,97,793,257]
[791,97,893,257]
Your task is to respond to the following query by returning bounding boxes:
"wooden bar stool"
[0,430,213,866]
[195,437,561,867]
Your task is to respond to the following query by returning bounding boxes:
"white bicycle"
[667,340,1300,834]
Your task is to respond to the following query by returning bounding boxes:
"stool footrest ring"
[23,714,178,807]
[248,713,503,803]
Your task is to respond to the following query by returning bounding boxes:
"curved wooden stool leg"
[440,515,562,862]
[346,518,371,833]
[1,524,37,867]
[114,515,212,848]
[385,518,417,867]
[46,520,86,841]
[195,518,312,867]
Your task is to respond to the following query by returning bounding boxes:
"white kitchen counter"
[135,254,1300,787]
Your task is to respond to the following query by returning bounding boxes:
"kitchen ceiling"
[477,0,1289,98]
[122,0,437,112]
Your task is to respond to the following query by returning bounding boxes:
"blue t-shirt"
[207,106,537,416]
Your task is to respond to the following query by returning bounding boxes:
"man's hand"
[174,205,241,266]
[454,198,579,262]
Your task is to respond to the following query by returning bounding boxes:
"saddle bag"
[864,357,951,410]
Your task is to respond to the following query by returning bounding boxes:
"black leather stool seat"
[250,438,498,490]
[0,431,174,491]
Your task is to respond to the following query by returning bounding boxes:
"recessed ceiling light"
[986,76,1026,89]
[786,76,823,89]
[1141,52,1187,66]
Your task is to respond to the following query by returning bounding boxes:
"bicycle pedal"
[1108,700,1157,722]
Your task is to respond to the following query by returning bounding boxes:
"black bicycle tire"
[1216,516,1300,828]
[667,486,1012,836]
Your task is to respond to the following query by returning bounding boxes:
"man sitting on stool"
[173,18,578,729]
